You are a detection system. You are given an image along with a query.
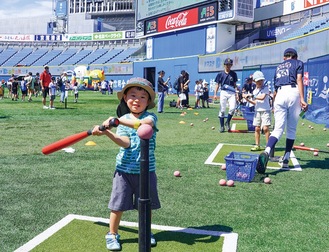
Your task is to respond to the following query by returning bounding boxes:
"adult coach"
[179,70,190,108]
[40,65,52,109]
[258,48,308,173]
[157,70,169,113]
[214,58,238,132]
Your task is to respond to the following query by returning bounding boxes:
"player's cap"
[245,76,253,82]
[224,58,233,65]
[253,71,265,82]
[117,77,155,109]
[284,48,298,56]
[44,65,49,69]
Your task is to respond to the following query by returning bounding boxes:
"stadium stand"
[33,49,63,67]
[108,47,139,63]
[75,48,108,65]
[91,48,124,64]
[61,49,92,65]
[18,48,49,66]
[280,17,329,40]
[0,48,18,66]
[47,48,79,66]
[1,48,34,66]
[5,48,34,66]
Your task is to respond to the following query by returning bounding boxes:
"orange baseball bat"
[293,145,329,154]
[42,118,119,155]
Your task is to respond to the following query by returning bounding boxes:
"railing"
[240,40,276,50]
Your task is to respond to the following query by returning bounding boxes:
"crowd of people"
[1,72,41,102]
[0,66,117,109]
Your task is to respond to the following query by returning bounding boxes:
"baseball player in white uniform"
[214,58,238,132]
[258,48,308,173]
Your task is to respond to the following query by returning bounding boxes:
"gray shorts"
[253,110,271,127]
[109,170,161,211]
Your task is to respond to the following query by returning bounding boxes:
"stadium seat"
[1,48,32,66]
[33,49,63,66]
[18,48,49,66]
[73,48,108,65]
[92,48,123,64]
[62,49,92,65]
[47,48,79,66]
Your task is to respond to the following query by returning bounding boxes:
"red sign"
[304,0,329,8]
[303,71,309,86]
[158,8,199,32]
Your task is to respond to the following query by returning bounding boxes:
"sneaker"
[278,157,289,168]
[50,107,56,110]
[257,152,269,174]
[43,106,49,109]
[251,145,262,151]
[105,233,121,251]
[219,126,225,133]
[151,233,157,247]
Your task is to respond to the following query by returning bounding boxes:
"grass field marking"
[205,143,302,171]
[15,214,238,252]
[14,214,76,252]
[205,143,224,165]
[273,150,302,171]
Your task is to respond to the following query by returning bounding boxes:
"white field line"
[14,214,238,252]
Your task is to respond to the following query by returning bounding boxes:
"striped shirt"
[115,112,157,174]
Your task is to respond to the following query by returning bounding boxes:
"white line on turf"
[14,214,238,252]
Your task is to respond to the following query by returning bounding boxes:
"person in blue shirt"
[20,76,28,101]
[92,77,160,251]
[258,48,308,173]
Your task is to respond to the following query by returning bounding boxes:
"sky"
[0,0,53,20]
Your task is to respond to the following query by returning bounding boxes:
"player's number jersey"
[274,59,303,87]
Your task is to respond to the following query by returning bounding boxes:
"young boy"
[201,80,210,108]
[194,79,203,108]
[73,82,79,103]
[92,77,160,251]
[243,71,271,151]
[48,77,57,109]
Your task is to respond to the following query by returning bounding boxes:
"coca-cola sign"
[143,2,217,36]
[165,12,189,29]
[158,8,198,32]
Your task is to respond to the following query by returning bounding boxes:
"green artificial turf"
[1,91,329,252]
[32,219,224,252]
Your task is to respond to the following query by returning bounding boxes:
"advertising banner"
[144,2,217,35]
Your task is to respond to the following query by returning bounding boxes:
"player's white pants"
[271,85,301,140]
[219,90,236,117]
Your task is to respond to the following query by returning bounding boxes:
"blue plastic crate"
[243,111,254,121]
[242,111,255,131]
[240,106,253,113]
[224,152,259,182]
[246,119,255,131]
